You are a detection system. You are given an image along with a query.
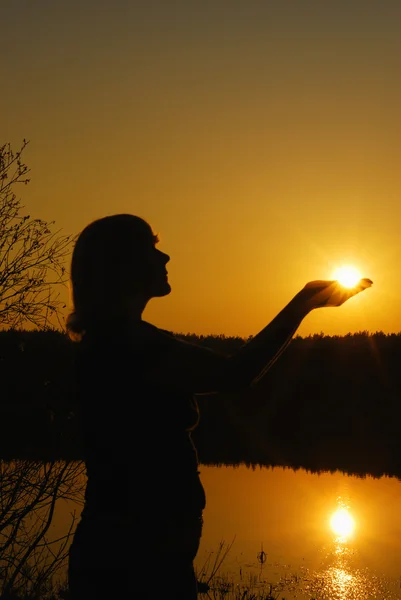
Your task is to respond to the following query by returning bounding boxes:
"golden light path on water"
[295,499,398,600]
[301,542,397,600]
[231,492,400,600]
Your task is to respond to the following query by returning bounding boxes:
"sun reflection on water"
[298,498,398,600]
[297,531,396,599]
[330,507,355,540]
[306,566,391,600]
[220,491,400,600]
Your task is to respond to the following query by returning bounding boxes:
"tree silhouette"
[0,460,85,599]
[0,141,73,330]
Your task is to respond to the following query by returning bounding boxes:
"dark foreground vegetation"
[1,329,401,479]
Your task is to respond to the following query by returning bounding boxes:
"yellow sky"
[3,1,401,336]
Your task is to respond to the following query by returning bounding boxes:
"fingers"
[306,278,373,291]
[346,278,373,293]
[302,277,372,310]
[317,280,372,306]
[304,280,336,289]
[358,277,373,288]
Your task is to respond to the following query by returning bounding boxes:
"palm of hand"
[302,278,373,309]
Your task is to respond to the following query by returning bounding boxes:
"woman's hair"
[66,214,155,340]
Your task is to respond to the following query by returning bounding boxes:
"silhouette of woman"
[66,214,372,599]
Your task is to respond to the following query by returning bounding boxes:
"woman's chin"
[153,281,171,297]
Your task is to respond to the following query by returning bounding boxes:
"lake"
[49,464,401,599]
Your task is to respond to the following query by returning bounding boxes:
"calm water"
[52,465,401,599]
[196,465,401,599]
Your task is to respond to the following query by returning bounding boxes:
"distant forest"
[1,328,401,480]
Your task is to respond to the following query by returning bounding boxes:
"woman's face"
[145,241,171,298]
[129,224,171,299]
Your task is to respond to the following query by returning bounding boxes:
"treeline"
[1,329,401,479]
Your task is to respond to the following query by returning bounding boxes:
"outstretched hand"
[298,278,373,311]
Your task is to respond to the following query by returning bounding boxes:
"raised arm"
[147,278,373,394]
[233,277,373,387]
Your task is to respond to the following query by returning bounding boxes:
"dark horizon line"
[1,327,401,341]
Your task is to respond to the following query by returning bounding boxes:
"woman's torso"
[74,319,206,524]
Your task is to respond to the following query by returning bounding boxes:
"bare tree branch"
[0,460,85,599]
[0,141,75,331]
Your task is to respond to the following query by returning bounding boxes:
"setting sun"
[330,508,355,538]
[332,266,362,288]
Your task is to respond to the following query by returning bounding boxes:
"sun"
[330,508,355,538]
[332,265,362,288]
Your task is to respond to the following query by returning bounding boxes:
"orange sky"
[3,1,401,337]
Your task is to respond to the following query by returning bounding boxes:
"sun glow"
[332,265,362,288]
[330,508,355,538]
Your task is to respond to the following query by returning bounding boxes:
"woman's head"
[66,214,170,338]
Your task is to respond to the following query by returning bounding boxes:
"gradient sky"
[3,0,401,337]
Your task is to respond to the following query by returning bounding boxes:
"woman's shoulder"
[140,320,176,341]
[77,319,179,359]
